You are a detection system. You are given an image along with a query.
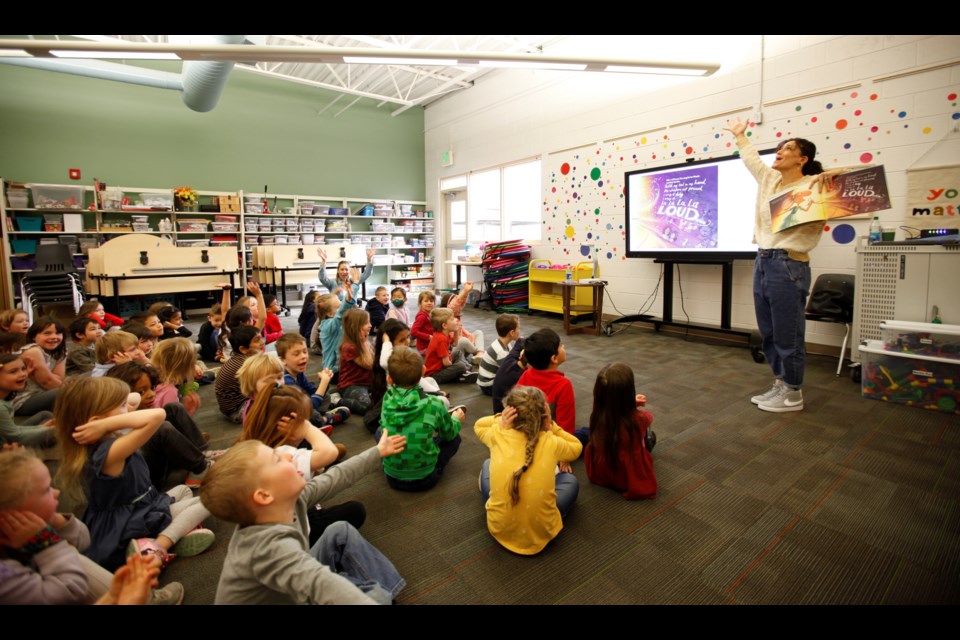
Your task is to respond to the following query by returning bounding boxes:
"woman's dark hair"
[589,363,640,474]
[26,316,66,361]
[371,319,409,405]
[157,305,181,323]
[226,304,253,330]
[779,137,823,176]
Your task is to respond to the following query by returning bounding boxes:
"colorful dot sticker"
[560,163,571,175]
[832,223,856,244]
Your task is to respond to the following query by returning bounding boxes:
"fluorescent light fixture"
[0,49,31,58]
[477,60,587,71]
[605,64,708,76]
[343,56,457,66]
[50,50,180,60]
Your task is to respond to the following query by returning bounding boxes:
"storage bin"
[140,193,173,210]
[15,216,43,231]
[860,340,960,414]
[880,320,960,360]
[328,207,347,216]
[6,188,29,208]
[211,222,239,232]
[176,239,210,247]
[29,184,84,209]
[178,220,209,232]
[11,239,37,253]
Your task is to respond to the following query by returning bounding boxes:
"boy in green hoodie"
[377,347,465,491]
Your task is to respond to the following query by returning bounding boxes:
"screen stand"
[604,259,763,361]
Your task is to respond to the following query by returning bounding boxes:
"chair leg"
[837,322,851,376]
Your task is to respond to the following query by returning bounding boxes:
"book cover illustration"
[770,165,891,233]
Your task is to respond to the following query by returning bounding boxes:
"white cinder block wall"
[424,35,960,348]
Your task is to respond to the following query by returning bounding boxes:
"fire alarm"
[69,168,81,180]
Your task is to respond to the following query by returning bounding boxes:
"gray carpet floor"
[120,302,960,604]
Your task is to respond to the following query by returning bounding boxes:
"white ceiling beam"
[236,65,414,106]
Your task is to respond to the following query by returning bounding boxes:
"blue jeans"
[479,459,579,519]
[310,521,405,604]
[754,250,811,388]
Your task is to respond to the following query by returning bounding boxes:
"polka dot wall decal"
[795,105,802,111]
[714,133,721,139]
[606,223,613,230]
[560,163,570,175]
[826,103,833,109]
[594,208,600,215]
[670,152,676,157]
[898,111,907,118]
[923,127,932,134]
[776,132,783,137]
[949,93,957,101]
[640,137,647,144]
[607,252,613,259]
[871,126,879,132]
[860,152,873,163]
[823,225,830,231]
[811,117,818,123]
[851,92,858,98]
[953,113,960,120]
[870,93,878,100]
[587,232,593,240]
[832,223,856,244]
[854,110,862,116]
[551,187,556,193]
[685,146,694,155]
[844,143,851,149]
[598,181,604,187]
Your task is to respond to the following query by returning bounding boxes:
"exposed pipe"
[181,35,246,112]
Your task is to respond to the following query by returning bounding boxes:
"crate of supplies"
[880,320,960,361]
[860,340,959,414]
[15,216,43,232]
[178,219,209,233]
[140,192,174,210]
[29,184,84,209]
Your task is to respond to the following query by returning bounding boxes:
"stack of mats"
[481,240,531,312]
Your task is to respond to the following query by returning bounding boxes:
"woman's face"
[0,358,29,393]
[772,139,808,174]
[337,262,350,282]
[36,324,63,352]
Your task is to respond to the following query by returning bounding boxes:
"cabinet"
[2,180,431,309]
[528,260,596,316]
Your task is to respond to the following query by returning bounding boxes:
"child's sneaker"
[335,443,347,462]
[459,371,479,383]
[185,461,212,489]
[204,448,228,461]
[171,527,215,557]
[127,538,175,568]
[324,406,351,426]
[149,582,185,605]
[329,392,342,407]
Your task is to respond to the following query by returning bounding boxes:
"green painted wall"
[0,63,425,200]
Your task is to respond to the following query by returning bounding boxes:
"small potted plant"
[174,186,199,212]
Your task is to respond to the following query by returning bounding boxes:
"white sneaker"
[758,387,804,413]
[751,380,784,405]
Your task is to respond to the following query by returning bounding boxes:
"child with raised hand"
[410,290,436,353]
[299,290,319,344]
[14,316,67,416]
[262,294,284,345]
[0,353,56,449]
[65,316,103,377]
[585,363,657,500]
[386,287,410,325]
[55,376,215,571]
[319,285,356,375]
[316,246,375,301]
[78,299,123,331]
[337,308,374,415]
[475,385,582,556]
[201,429,407,605]
[151,338,201,416]
[239,385,356,542]
[275,333,351,429]
[442,281,485,353]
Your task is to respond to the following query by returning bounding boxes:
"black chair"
[805,273,855,376]
[22,244,85,322]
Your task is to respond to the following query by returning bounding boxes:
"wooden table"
[558,280,605,336]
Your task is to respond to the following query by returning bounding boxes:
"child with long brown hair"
[151,337,200,416]
[239,385,362,545]
[474,385,581,555]
[584,363,657,500]
[337,308,374,415]
[14,317,67,416]
[54,376,214,571]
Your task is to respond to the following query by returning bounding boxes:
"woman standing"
[724,118,839,413]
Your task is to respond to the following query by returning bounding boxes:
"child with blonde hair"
[54,376,214,571]
[151,338,200,416]
[239,385,357,542]
[475,386,582,555]
[236,352,285,424]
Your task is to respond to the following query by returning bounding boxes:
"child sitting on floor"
[478,313,520,396]
[515,328,576,434]
[197,303,225,363]
[410,291,436,354]
[90,330,145,379]
[378,347,464,492]
[215,326,264,423]
[367,286,390,334]
[0,353,56,449]
[385,287,409,326]
[475,385,582,556]
[77,299,123,331]
[200,431,407,605]
[336,309,374,415]
[319,289,356,375]
[65,316,103,377]
[275,333,350,429]
[423,308,475,384]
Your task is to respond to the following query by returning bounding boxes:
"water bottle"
[868,216,882,244]
[565,264,573,281]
